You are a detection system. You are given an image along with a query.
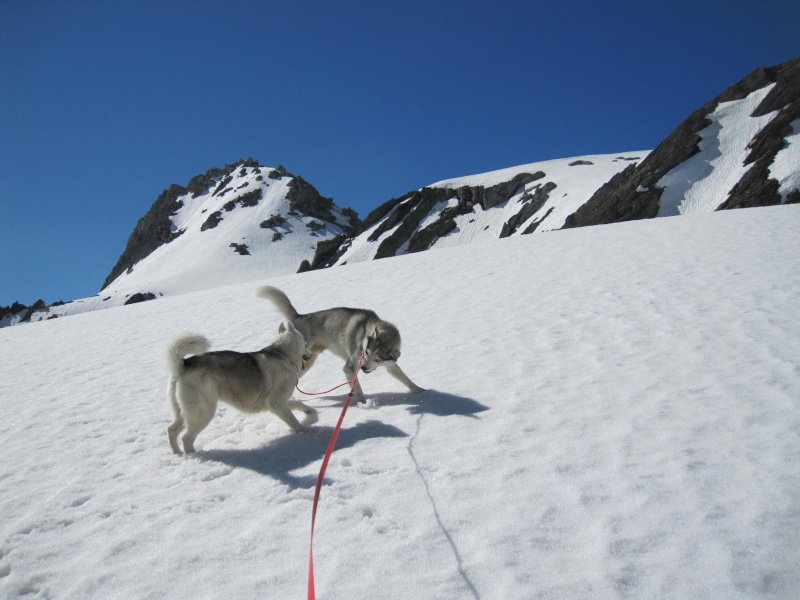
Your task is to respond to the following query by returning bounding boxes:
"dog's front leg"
[272,401,312,433]
[344,363,367,403]
[288,399,317,414]
[386,363,426,393]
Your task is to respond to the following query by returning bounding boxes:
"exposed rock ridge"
[564,56,800,228]
[310,172,543,267]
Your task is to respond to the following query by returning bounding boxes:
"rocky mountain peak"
[101,159,360,293]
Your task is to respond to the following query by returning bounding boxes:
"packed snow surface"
[1,205,799,599]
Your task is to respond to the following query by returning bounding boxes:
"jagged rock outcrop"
[286,175,360,229]
[564,56,800,228]
[102,183,187,289]
[311,172,544,267]
[124,292,157,305]
[103,159,263,289]
[721,59,800,209]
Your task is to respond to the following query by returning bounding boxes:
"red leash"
[296,380,351,396]
[307,355,364,600]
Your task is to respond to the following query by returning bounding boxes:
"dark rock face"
[720,59,800,209]
[500,181,558,238]
[564,56,800,229]
[286,175,360,234]
[229,243,250,256]
[124,292,157,305]
[102,183,187,289]
[19,299,47,322]
[201,210,223,231]
[307,234,349,269]
[380,172,546,257]
[260,214,286,229]
[0,301,28,321]
[187,158,261,198]
[310,172,544,267]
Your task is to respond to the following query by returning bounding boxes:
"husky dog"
[166,322,314,455]
[256,286,425,404]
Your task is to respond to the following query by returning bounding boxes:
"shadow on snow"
[199,390,486,488]
[321,388,489,419]
[199,419,406,488]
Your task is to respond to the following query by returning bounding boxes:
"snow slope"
[2,205,799,599]
[656,85,780,216]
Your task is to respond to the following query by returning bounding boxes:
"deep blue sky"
[1,0,798,306]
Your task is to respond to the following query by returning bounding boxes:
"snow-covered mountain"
[101,160,359,298]
[317,56,799,268]
[1,161,360,326]
[314,152,649,268]
[3,57,798,327]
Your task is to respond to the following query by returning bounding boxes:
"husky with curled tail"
[166,322,313,455]
[256,286,425,404]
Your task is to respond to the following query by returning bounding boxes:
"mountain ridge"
[564,56,800,228]
[3,56,798,327]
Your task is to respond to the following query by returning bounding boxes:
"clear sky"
[1,0,798,307]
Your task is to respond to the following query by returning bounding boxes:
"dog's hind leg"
[167,379,185,455]
[181,392,217,454]
[386,363,426,394]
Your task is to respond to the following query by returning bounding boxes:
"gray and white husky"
[166,322,314,455]
[256,286,425,404]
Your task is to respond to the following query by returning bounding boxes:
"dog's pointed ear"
[278,322,286,333]
[388,350,400,362]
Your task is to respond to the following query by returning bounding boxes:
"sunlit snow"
[2,205,799,599]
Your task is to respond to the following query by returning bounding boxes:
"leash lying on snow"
[307,353,364,600]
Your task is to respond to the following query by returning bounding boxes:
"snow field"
[1,204,799,599]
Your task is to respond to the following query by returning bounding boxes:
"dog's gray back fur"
[257,286,397,362]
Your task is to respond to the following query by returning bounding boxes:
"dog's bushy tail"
[255,286,299,320]
[166,334,210,378]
